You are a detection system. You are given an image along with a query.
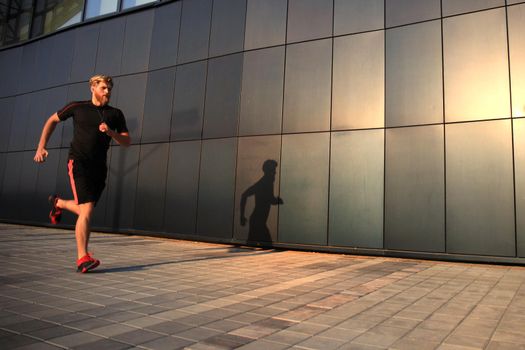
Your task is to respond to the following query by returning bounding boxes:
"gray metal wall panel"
[446,120,515,256]
[442,0,505,16]
[135,143,169,231]
[0,154,5,207]
[209,0,246,57]
[34,149,60,224]
[0,47,22,97]
[164,140,201,235]
[25,91,47,151]
[514,119,525,257]
[334,0,383,36]
[244,0,287,50]
[34,39,53,91]
[283,39,331,133]
[385,125,445,252]
[141,68,176,143]
[121,10,154,74]
[386,0,440,27]
[95,17,126,76]
[114,74,147,145]
[149,1,182,70]
[106,145,140,230]
[70,24,100,83]
[443,9,510,122]
[18,43,39,94]
[386,21,443,127]
[203,53,243,139]
[0,152,23,220]
[18,152,40,221]
[178,0,212,64]
[197,138,237,238]
[171,61,207,141]
[43,87,68,149]
[49,31,75,87]
[9,94,32,151]
[329,130,384,248]
[0,97,15,152]
[239,47,284,136]
[287,0,333,43]
[279,133,329,245]
[333,32,384,130]
[509,4,525,118]
[54,148,76,226]
[234,136,282,243]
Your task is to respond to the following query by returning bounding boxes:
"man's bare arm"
[99,122,131,147]
[34,113,60,163]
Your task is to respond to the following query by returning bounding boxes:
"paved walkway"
[0,224,524,350]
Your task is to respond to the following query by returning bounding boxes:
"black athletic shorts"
[68,159,107,205]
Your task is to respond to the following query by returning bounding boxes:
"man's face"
[91,81,112,106]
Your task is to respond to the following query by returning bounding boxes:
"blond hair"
[89,74,113,88]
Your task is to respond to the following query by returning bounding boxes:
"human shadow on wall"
[240,159,283,243]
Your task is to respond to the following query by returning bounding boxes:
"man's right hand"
[34,148,49,163]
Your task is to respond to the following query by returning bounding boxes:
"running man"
[34,75,130,273]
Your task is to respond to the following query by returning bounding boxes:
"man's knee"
[78,202,95,218]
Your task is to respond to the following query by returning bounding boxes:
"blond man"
[34,75,130,273]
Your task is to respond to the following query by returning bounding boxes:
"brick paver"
[0,224,524,349]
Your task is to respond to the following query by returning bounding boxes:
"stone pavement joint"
[1,224,525,350]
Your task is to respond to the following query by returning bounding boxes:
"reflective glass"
[446,120,515,256]
[279,133,329,245]
[386,0,440,27]
[209,0,246,57]
[333,31,384,130]
[287,0,332,43]
[244,0,287,50]
[442,0,504,16]
[515,119,525,257]
[508,4,525,118]
[443,9,510,122]
[283,39,331,133]
[239,47,284,136]
[234,136,282,243]
[334,0,383,35]
[43,0,83,33]
[85,0,118,19]
[329,130,384,248]
[386,20,443,127]
[122,0,156,9]
[385,125,445,252]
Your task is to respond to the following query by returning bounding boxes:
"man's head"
[89,75,113,106]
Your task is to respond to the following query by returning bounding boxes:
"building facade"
[0,0,524,264]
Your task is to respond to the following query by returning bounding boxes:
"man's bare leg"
[75,202,94,259]
[56,199,80,216]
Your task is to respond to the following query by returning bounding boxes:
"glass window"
[85,0,118,19]
[43,0,84,34]
[122,0,156,10]
[443,9,510,122]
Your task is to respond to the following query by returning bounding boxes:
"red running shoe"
[76,254,100,273]
[48,195,62,225]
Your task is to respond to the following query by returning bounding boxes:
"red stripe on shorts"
[68,159,79,204]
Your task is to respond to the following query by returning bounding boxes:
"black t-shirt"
[57,101,128,165]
